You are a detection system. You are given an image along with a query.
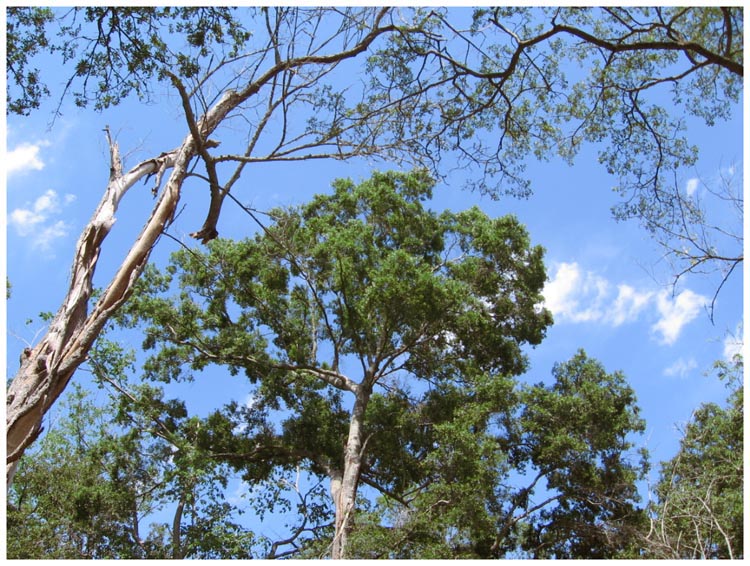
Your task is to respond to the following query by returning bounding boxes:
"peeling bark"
[5,84,259,486]
[6,135,190,485]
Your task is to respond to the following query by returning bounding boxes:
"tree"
[643,356,743,559]
[7,370,258,559]
[506,351,649,558]
[6,6,741,483]
[116,169,552,558]
[7,384,151,559]
[8,348,649,559]
[343,350,648,559]
[21,174,648,559]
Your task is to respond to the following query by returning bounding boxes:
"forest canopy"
[5,6,743,559]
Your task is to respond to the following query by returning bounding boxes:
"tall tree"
[343,350,648,559]
[117,169,552,558]
[9,345,648,558]
[643,356,743,559]
[6,6,741,482]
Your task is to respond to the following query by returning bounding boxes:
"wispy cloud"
[542,262,610,324]
[35,221,71,250]
[8,189,77,250]
[543,262,653,327]
[723,323,743,362]
[663,357,698,378]
[609,284,654,326]
[543,262,707,345]
[6,141,49,177]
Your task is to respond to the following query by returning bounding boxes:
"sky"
[3,5,746,546]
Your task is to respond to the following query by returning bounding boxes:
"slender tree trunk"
[331,383,371,559]
[172,496,186,559]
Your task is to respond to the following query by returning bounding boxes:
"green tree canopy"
[6,380,256,559]
[8,171,654,559]
[116,169,551,557]
[344,350,648,559]
[8,347,649,559]
[6,7,741,474]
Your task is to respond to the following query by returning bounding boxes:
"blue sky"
[3,7,745,542]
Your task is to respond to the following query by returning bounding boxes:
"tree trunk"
[330,384,371,559]
[5,139,191,486]
[172,496,186,559]
[6,86,243,487]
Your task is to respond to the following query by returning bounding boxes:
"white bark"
[6,87,240,484]
[330,384,371,559]
[6,137,191,486]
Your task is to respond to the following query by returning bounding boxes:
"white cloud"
[9,208,46,236]
[544,262,707,345]
[608,284,653,326]
[6,142,48,176]
[34,220,70,251]
[663,357,698,378]
[543,262,610,323]
[8,189,76,250]
[9,190,61,234]
[651,289,707,345]
[685,177,700,197]
[723,323,744,362]
[543,263,651,326]
[33,189,61,214]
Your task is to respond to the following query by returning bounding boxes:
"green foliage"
[347,350,648,558]
[6,7,55,114]
[109,173,652,557]
[114,168,553,556]
[7,384,156,558]
[10,8,740,208]
[6,372,256,559]
[510,351,649,558]
[644,356,743,559]
[363,7,741,202]
[8,170,655,558]
[123,169,551,388]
